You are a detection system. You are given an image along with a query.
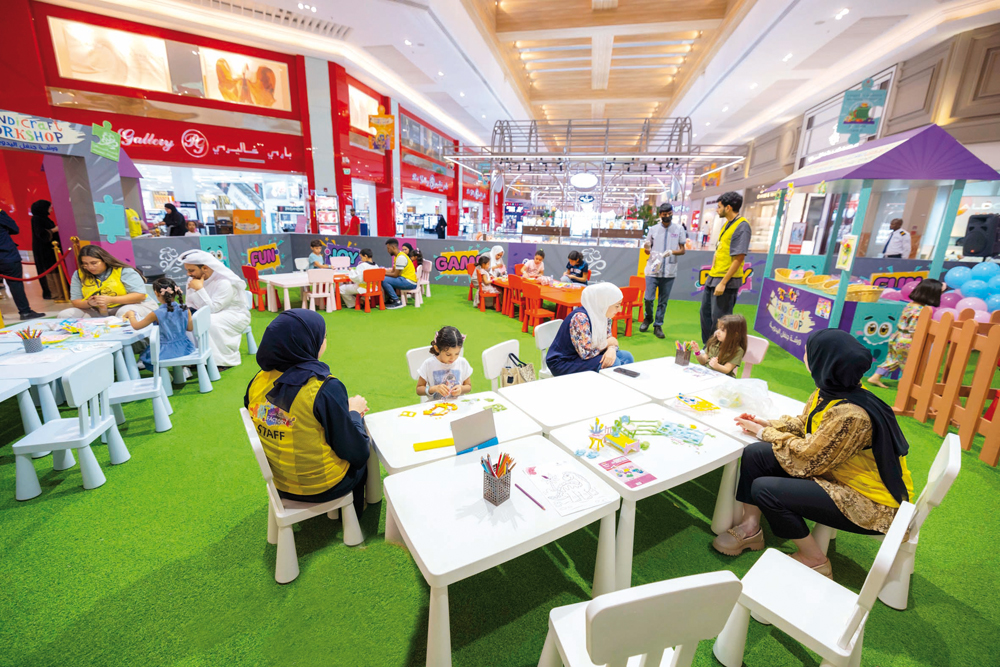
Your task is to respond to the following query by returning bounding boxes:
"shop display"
[316,194,339,235]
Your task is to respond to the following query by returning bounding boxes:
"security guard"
[881,218,911,259]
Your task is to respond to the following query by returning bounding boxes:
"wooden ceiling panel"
[496,0,727,35]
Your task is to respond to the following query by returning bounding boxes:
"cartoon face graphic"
[854,314,897,363]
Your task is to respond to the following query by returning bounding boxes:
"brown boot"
[712,526,765,556]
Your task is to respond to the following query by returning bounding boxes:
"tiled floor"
[0,266,67,322]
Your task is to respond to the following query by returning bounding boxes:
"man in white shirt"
[339,248,378,309]
[178,249,252,368]
[641,202,687,339]
[881,218,911,258]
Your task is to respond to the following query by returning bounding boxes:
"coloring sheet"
[524,461,615,517]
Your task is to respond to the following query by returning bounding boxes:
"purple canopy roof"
[766,124,998,191]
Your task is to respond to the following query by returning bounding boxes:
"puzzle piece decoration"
[90,121,121,162]
[94,195,127,243]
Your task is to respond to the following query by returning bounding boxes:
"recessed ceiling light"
[705,122,710,126]
[460,92,465,97]
[297,2,303,8]
[482,114,486,119]
[692,133,697,138]
[311,5,316,11]
[438,71,444,77]
[750,82,758,90]
[835,8,850,20]
[782,53,793,62]
[722,106,729,112]
[404,39,412,46]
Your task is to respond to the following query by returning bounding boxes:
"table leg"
[16,389,42,434]
[426,585,452,667]
[124,345,140,380]
[594,513,617,596]
[384,496,403,545]
[283,287,292,311]
[711,460,740,535]
[615,499,636,590]
[112,349,130,383]
[366,445,383,503]
[37,382,60,422]
[266,283,278,312]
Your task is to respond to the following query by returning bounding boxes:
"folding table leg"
[711,460,740,535]
[614,499,636,590]
[594,512,617,595]
[426,585,452,667]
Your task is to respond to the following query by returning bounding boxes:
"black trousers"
[278,461,368,520]
[700,284,739,344]
[737,442,882,540]
[0,259,32,315]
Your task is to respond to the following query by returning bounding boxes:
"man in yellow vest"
[382,238,417,309]
[701,191,751,344]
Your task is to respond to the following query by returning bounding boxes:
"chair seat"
[527,308,554,317]
[549,600,675,667]
[12,416,114,454]
[109,378,162,404]
[272,490,354,527]
[160,351,211,367]
[739,549,861,658]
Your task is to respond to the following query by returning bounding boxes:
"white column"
[304,57,337,201]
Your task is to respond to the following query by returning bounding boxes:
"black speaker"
[963,214,1000,257]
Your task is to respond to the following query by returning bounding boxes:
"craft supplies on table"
[523,460,618,517]
[674,341,694,365]
[16,327,43,353]
[482,452,514,506]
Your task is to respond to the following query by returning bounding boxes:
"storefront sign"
[837,79,887,144]
[870,270,927,290]
[233,210,262,235]
[368,107,395,150]
[464,187,488,202]
[0,110,85,152]
[402,163,452,195]
[695,263,754,294]
[90,121,120,161]
[247,242,281,271]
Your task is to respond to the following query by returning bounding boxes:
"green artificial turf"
[1,285,998,667]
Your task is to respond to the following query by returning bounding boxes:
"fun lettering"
[435,251,480,275]
[247,242,281,271]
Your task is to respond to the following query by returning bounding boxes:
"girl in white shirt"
[416,326,473,401]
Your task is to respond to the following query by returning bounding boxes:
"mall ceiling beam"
[495,0,726,39]
[591,34,614,90]
[593,0,619,9]
[531,88,672,104]
[497,21,723,43]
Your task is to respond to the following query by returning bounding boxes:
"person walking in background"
[435,214,447,239]
[0,206,44,320]
[700,191,750,344]
[640,202,686,339]
[30,199,59,300]
[881,218,911,259]
[163,204,186,237]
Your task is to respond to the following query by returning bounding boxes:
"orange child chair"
[467,261,477,301]
[521,282,554,334]
[506,274,525,320]
[355,268,386,313]
[612,287,640,337]
[478,272,502,313]
[514,263,524,276]
[629,275,646,323]
[241,264,274,312]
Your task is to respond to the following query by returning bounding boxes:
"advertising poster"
[213,209,234,235]
[233,210,262,235]
[200,47,291,112]
[755,278,830,358]
[837,79,887,144]
[368,108,395,150]
[870,270,927,290]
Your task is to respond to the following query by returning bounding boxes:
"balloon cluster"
[880,262,1000,324]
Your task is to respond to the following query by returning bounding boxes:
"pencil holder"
[675,350,691,366]
[483,470,511,506]
[21,338,43,354]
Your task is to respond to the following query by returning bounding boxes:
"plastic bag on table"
[704,378,774,415]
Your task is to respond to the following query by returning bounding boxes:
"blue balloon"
[945,266,972,289]
[988,275,1000,295]
[971,262,1000,282]
[988,294,1000,312]
[962,279,991,300]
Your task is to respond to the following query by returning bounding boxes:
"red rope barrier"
[0,251,72,282]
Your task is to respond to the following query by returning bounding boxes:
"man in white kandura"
[178,249,251,368]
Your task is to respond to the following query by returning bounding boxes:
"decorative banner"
[0,110,86,152]
[247,242,281,271]
[837,78,887,144]
[368,105,395,150]
[199,235,230,267]
[836,234,858,270]
[322,241,360,266]
[851,300,907,373]
[869,270,928,290]
[233,210,262,235]
[755,278,834,358]
[434,249,482,276]
[696,262,754,294]
[90,121,120,161]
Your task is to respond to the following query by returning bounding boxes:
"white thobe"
[187,274,251,367]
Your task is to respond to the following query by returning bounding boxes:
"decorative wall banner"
[247,241,281,271]
[322,241,361,266]
[695,262,754,294]
[754,278,854,358]
[0,110,85,152]
[233,210,262,235]
[368,106,395,150]
[837,78,887,144]
[90,121,120,161]
[199,235,230,267]
[869,270,928,290]
[434,249,482,276]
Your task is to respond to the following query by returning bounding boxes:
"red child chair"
[521,282,554,334]
[506,274,525,320]
[612,286,640,337]
[478,271,502,313]
[241,264,273,312]
[467,261,477,301]
[629,275,646,324]
[355,268,386,313]
[514,263,524,277]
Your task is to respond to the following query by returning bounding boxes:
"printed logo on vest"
[251,402,296,427]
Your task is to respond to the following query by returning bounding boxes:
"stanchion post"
[51,240,70,303]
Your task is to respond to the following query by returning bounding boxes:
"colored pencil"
[515,483,545,510]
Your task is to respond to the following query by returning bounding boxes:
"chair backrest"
[406,346,433,381]
[618,286,639,310]
[629,275,645,292]
[910,434,961,542]
[241,265,261,293]
[467,261,477,279]
[330,256,350,270]
[514,263,524,276]
[482,339,519,390]
[243,289,254,310]
[420,259,432,283]
[307,268,335,290]
[63,352,116,408]
[294,257,309,271]
[839,502,916,648]
[411,264,423,287]
[144,284,157,300]
[741,335,770,378]
[535,318,562,375]
[191,306,212,352]
[586,571,742,667]
[508,274,523,291]
[362,268,386,295]
[522,281,542,307]
[147,326,162,381]
[241,408,273,482]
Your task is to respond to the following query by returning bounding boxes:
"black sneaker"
[386,300,404,310]
[20,311,45,321]
[639,321,651,333]
[654,326,665,339]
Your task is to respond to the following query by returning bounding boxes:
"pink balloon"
[974,310,992,323]
[939,291,962,308]
[900,281,920,301]
[881,289,901,301]
[932,307,956,321]
[956,297,988,312]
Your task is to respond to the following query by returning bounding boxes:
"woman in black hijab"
[163,203,186,237]
[713,328,913,578]
[244,309,371,519]
[30,200,59,300]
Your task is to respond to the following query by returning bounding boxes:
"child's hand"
[449,384,463,397]
[709,356,720,368]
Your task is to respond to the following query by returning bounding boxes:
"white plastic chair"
[306,268,336,312]
[294,257,309,271]
[713,502,916,667]
[813,434,961,610]
[159,307,221,394]
[482,339,520,391]
[399,265,423,308]
[239,408,363,583]
[741,335,770,378]
[242,290,257,354]
[538,571,742,667]
[534,319,562,380]
[109,327,173,433]
[329,256,350,270]
[420,259,432,297]
[13,353,130,501]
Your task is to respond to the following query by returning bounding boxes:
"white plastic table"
[365,391,541,474]
[664,390,807,446]
[0,378,42,435]
[259,272,310,312]
[383,435,620,667]
[497,372,649,433]
[599,356,730,401]
[548,403,744,589]
[1,318,149,380]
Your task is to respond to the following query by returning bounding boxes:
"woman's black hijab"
[30,200,54,242]
[256,309,330,412]
[806,328,909,503]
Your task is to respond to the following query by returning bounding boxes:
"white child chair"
[399,265,423,308]
[109,327,173,433]
[713,502,916,667]
[240,408,363,583]
[329,256,350,271]
[159,307,221,394]
[13,353,130,501]
[538,570,742,667]
[419,259,432,297]
[534,319,562,380]
[482,339,520,391]
[242,290,258,354]
[741,335,770,378]
[294,258,309,271]
[813,433,961,610]
[406,346,434,405]
[306,268,336,313]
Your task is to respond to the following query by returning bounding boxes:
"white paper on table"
[523,461,617,517]
[61,342,117,352]
[0,349,72,365]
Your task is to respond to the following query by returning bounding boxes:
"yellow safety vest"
[80,267,129,308]
[247,371,349,496]
[398,253,417,283]
[126,208,143,238]
[708,216,748,279]
[805,392,913,508]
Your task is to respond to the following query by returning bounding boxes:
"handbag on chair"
[500,353,536,387]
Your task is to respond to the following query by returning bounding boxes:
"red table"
[493,278,583,320]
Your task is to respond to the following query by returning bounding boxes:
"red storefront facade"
[398,108,460,236]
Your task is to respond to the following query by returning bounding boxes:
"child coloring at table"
[473,254,501,307]
[308,240,326,268]
[688,314,747,377]
[122,277,195,367]
[522,249,545,279]
[561,250,590,285]
[868,278,944,388]
[416,326,473,400]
